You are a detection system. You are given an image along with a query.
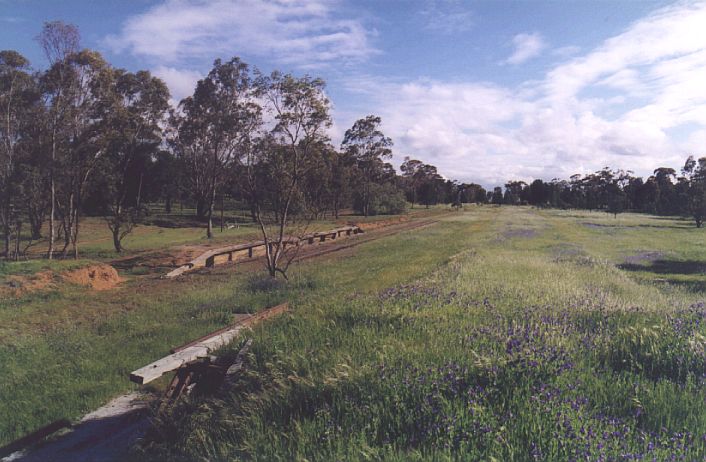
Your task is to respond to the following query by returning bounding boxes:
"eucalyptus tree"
[400,156,424,206]
[248,71,331,278]
[102,69,169,252]
[36,20,80,259]
[681,155,706,227]
[0,50,34,258]
[330,149,355,219]
[45,49,113,258]
[170,57,260,238]
[341,115,393,216]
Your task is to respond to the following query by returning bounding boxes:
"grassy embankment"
[132,207,706,461]
[0,207,457,446]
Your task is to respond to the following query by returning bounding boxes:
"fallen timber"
[164,225,363,278]
[129,302,289,385]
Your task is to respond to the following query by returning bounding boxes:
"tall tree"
[681,156,706,228]
[42,49,112,258]
[103,69,169,252]
[248,71,331,278]
[0,50,33,258]
[36,20,80,259]
[341,115,393,216]
[400,156,424,206]
[171,58,260,238]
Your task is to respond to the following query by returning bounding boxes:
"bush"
[353,183,407,215]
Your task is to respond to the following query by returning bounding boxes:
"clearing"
[2,206,706,461]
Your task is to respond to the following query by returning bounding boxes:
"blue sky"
[2,0,706,186]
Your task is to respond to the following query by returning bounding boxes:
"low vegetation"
[126,207,706,461]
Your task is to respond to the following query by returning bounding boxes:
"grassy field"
[0,206,456,446]
[2,206,705,460]
[133,207,706,461]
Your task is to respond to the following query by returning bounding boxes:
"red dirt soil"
[61,264,123,291]
[2,263,123,298]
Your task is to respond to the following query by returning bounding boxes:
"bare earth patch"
[1,264,122,297]
[1,271,56,297]
[61,264,123,291]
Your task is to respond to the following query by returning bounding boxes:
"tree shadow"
[633,222,694,229]
[618,259,706,275]
[663,279,706,293]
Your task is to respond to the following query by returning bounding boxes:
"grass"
[2,206,705,460]
[15,205,437,262]
[0,206,466,446]
[131,207,706,461]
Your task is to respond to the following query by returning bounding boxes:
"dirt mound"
[61,264,123,290]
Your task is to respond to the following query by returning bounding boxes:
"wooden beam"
[129,303,289,385]
[163,226,361,278]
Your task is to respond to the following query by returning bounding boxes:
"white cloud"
[106,0,377,68]
[506,32,546,65]
[419,0,473,34]
[342,2,706,187]
[152,66,203,103]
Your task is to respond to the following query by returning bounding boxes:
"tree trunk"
[206,188,216,239]
[220,195,224,232]
[48,125,56,260]
[14,221,21,261]
[136,172,143,209]
[112,223,122,253]
[3,217,9,259]
[165,195,172,214]
[196,196,206,219]
[72,208,79,259]
[29,211,43,240]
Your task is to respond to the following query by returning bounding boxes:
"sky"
[2,0,706,187]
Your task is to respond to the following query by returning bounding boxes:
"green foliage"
[354,183,407,215]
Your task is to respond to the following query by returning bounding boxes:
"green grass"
[15,206,436,262]
[132,207,706,461]
[0,259,92,278]
[3,206,705,460]
[0,208,468,446]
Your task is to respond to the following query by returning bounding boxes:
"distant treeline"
[0,22,482,262]
[493,158,706,227]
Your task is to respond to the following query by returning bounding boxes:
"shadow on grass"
[663,279,706,293]
[618,259,706,275]
[584,222,693,230]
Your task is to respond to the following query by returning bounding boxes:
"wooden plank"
[130,303,289,385]
[130,345,212,385]
[163,226,361,279]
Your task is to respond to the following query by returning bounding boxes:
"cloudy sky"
[2,0,706,186]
